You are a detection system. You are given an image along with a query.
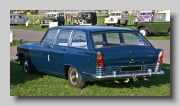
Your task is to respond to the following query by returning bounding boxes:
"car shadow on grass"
[85,63,170,89]
[10,60,45,86]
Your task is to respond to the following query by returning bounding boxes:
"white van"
[105,11,129,27]
[10,14,28,25]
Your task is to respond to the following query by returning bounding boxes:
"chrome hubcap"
[140,30,146,36]
[24,59,28,73]
[70,69,78,85]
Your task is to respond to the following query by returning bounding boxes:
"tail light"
[158,50,164,64]
[97,52,104,67]
[23,19,25,23]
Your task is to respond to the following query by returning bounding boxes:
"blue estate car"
[15,26,164,89]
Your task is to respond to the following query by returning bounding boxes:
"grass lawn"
[10,40,30,46]
[10,60,170,96]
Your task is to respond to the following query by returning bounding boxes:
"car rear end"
[83,29,164,82]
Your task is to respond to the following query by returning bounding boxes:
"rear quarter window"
[92,32,150,49]
[122,33,149,46]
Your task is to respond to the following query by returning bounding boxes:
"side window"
[10,15,12,18]
[154,13,166,21]
[71,31,87,49]
[41,29,59,45]
[106,33,120,44]
[56,30,72,46]
[92,34,103,43]
[19,15,22,19]
[14,15,21,19]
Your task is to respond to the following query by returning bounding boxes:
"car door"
[30,28,59,73]
[151,13,166,32]
[48,29,72,76]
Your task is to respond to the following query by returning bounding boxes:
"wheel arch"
[18,52,25,63]
[138,26,147,30]
[63,64,92,81]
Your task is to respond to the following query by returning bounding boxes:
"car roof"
[10,14,23,15]
[140,11,153,12]
[156,10,170,13]
[50,26,138,32]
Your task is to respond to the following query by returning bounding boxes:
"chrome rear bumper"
[82,70,164,81]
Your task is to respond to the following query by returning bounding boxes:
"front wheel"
[68,67,86,89]
[139,27,148,36]
[22,56,34,74]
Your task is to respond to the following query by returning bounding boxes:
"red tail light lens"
[97,52,104,67]
[158,50,164,64]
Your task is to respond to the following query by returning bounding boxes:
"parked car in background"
[40,12,65,28]
[74,12,97,25]
[105,11,129,27]
[135,10,170,36]
[15,26,164,89]
[134,10,154,26]
[10,14,28,25]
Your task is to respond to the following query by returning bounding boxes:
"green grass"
[10,40,29,46]
[146,35,170,40]
[10,60,170,96]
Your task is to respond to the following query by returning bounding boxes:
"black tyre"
[139,27,148,36]
[105,23,109,26]
[41,26,45,28]
[22,56,34,74]
[134,22,137,26]
[123,20,128,26]
[114,23,119,27]
[68,67,86,89]
[168,30,170,36]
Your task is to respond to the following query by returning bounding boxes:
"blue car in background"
[10,14,28,25]
[15,26,164,89]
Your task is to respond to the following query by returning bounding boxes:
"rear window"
[91,32,150,49]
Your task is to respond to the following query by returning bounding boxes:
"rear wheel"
[68,67,86,89]
[139,27,148,36]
